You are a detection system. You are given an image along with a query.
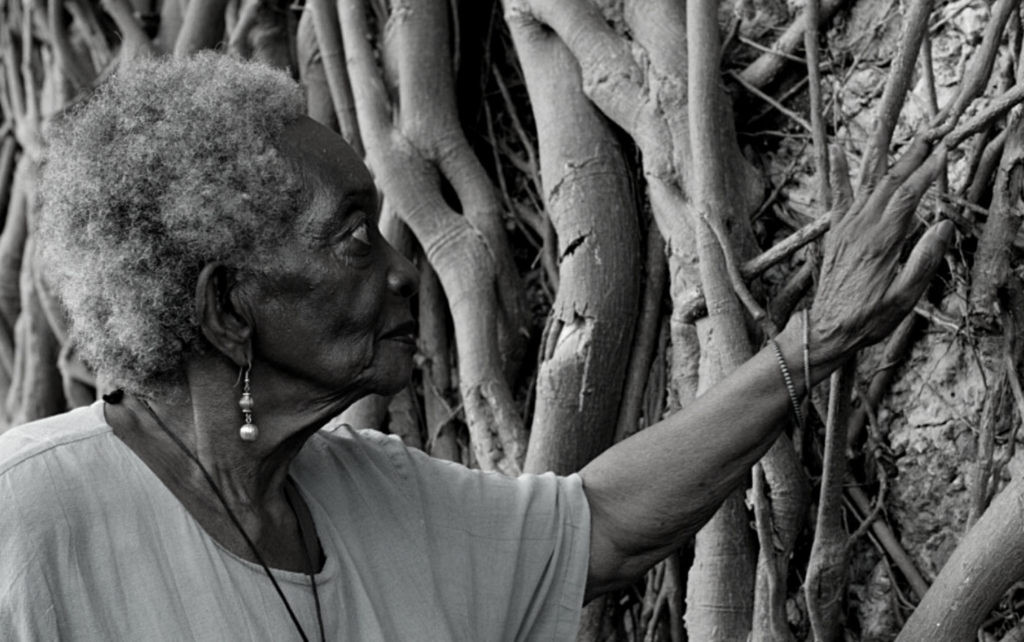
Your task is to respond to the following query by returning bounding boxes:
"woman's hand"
[810,139,955,369]
[581,137,956,601]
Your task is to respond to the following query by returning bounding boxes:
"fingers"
[860,137,932,223]
[880,148,946,238]
[885,220,953,310]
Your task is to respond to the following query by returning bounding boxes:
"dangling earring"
[238,364,258,442]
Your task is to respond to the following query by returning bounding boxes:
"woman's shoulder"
[299,419,571,497]
[0,401,112,478]
[300,420,410,476]
[303,419,403,455]
[295,420,482,504]
[0,402,128,534]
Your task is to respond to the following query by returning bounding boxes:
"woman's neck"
[104,368,329,573]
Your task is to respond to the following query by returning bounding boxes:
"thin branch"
[1004,339,1024,430]
[729,71,813,133]
[858,0,933,192]
[65,0,113,75]
[969,110,1024,313]
[48,0,95,89]
[492,65,541,193]
[938,84,1024,148]
[173,0,229,56]
[19,0,38,124]
[615,224,667,442]
[743,214,831,279]
[846,475,889,543]
[676,214,830,324]
[970,372,1004,527]
[306,0,363,154]
[702,210,770,329]
[100,0,156,59]
[963,127,1008,205]
[920,32,939,117]
[846,313,918,448]
[988,326,1023,501]
[769,258,817,328]
[940,0,1020,131]
[737,35,806,64]
[336,0,391,140]
[3,16,26,123]
[515,0,647,136]
[847,485,930,601]
[750,462,793,642]
[806,361,856,642]
[226,0,260,58]
[0,134,16,220]
[752,147,806,221]
[804,0,831,210]
[738,0,850,89]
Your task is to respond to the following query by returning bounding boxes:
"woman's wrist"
[774,311,851,396]
[767,332,805,426]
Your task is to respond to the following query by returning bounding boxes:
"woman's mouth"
[380,321,418,347]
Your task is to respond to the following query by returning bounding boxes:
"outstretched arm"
[579,140,954,600]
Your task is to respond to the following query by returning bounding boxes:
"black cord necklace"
[109,392,326,642]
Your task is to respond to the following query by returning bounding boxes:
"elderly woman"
[0,53,950,640]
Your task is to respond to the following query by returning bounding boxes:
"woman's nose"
[386,243,419,299]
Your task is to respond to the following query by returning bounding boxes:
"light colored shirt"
[0,402,590,641]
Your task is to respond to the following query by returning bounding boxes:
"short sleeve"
[369,433,591,642]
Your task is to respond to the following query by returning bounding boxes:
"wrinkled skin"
[813,140,953,367]
[107,116,420,575]
[246,116,419,409]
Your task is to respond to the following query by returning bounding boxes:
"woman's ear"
[195,262,252,367]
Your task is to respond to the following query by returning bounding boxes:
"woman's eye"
[337,220,373,259]
[351,221,372,246]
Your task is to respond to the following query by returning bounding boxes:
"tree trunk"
[505,1,641,478]
[336,0,530,475]
[896,468,1024,642]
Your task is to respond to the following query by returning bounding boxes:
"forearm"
[579,314,845,592]
[575,140,949,599]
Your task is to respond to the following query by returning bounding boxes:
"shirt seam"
[554,474,590,641]
[0,425,112,478]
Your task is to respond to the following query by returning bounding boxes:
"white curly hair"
[39,53,309,396]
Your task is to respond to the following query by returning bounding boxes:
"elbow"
[583,496,700,602]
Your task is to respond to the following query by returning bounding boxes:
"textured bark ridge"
[507,10,641,477]
[334,0,532,475]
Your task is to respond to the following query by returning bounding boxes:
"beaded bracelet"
[769,336,804,428]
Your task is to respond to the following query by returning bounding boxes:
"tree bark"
[174,0,230,56]
[337,0,529,475]
[505,4,641,477]
[805,362,856,642]
[970,112,1024,316]
[296,6,339,132]
[306,0,361,152]
[683,0,761,637]
[895,469,1024,642]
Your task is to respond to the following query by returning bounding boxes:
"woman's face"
[247,117,418,406]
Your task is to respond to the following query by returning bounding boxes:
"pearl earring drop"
[239,365,258,442]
